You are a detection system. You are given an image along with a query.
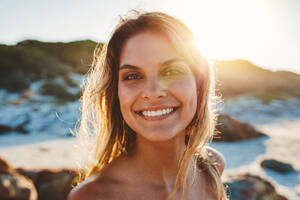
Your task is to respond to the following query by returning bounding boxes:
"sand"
[0,137,77,170]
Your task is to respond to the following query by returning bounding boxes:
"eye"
[123,73,142,81]
[162,67,185,77]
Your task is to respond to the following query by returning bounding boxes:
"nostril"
[142,87,167,99]
[141,78,167,99]
[141,90,167,99]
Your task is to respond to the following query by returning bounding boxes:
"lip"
[135,106,179,121]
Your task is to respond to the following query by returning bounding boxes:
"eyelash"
[122,67,185,81]
[163,67,185,76]
[123,73,142,81]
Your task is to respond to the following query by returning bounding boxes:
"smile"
[136,107,178,120]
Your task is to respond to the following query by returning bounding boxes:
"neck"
[131,132,193,188]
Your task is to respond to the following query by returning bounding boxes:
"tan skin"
[68,31,225,200]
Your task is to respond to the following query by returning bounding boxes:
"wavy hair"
[76,10,227,200]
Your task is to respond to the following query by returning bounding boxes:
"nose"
[141,77,167,100]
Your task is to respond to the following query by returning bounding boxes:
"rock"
[214,114,266,141]
[261,159,294,173]
[0,172,38,200]
[39,82,79,102]
[224,174,288,200]
[0,157,11,172]
[17,168,77,200]
[0,117,29,135]
[15,124,29,134]
[14,115,30,134]
[0,124,13,135]
[7,90,35,105]
[0,157,37,200]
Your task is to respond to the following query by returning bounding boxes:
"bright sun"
[168,0,289,65]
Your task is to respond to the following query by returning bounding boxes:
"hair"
[75,10,227,200]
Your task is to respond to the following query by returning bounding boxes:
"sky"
[0,0,299,74]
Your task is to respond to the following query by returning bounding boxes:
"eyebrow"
[160,57,186,66]
[119,64,139,71]
[119,57,186,71]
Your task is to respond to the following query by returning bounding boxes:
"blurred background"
[0,0,299,199]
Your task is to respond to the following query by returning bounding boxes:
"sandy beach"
[0,137,77,170]
[1,119,299,199]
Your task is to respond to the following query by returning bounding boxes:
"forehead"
[119,31,180,68]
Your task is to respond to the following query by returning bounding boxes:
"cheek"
[118,84,141,128]
[177,79,198,115]
[173,78,197,102]
[118,83,139,112]
[188,83,198,113]
[118,85,129,111]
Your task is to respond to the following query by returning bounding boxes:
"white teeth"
[157,110,163,116]
[141,108,174,117]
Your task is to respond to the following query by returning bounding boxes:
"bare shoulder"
[67,157,129,200]
[67,174,114,200]
[203,146,226,175]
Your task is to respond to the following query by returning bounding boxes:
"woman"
[68,11,227,200]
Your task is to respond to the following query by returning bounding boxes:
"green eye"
[159,66,186,89]
[163,67,185,77]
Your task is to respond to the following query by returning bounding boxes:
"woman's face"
[118,31,198,142]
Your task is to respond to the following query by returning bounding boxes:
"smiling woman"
[118,31,198,143]
[68,11,227,200]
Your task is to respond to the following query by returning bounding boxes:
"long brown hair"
[76,10,227,200]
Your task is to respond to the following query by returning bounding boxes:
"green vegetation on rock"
[17,40,98,74]
[0,40,98,92]
[214,59,300,103]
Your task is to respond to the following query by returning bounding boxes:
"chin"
[137,129,183,142]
